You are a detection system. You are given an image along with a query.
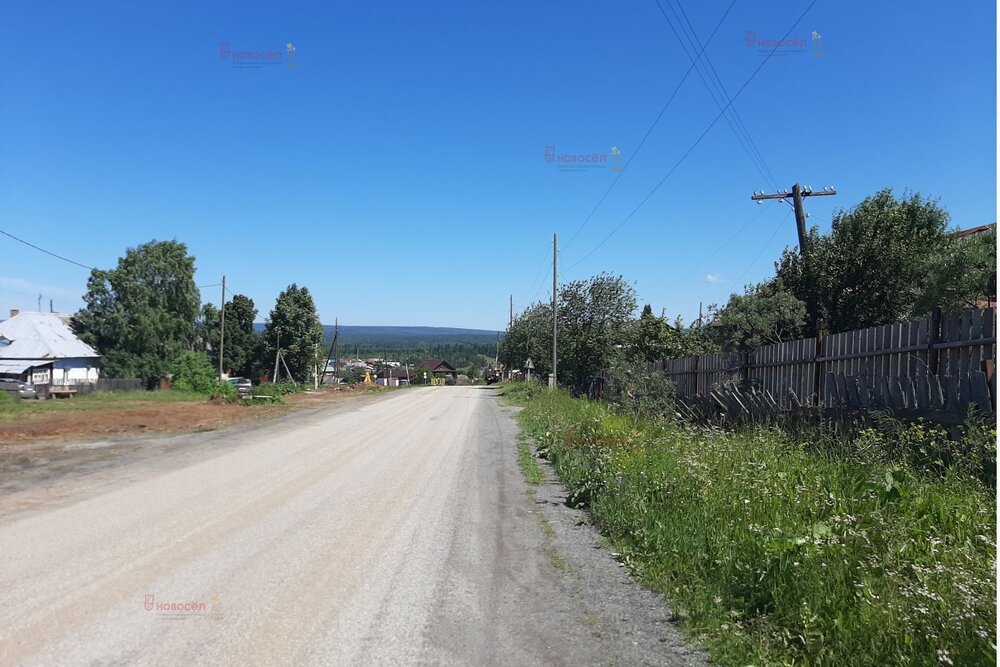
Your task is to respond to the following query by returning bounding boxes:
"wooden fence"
[649,307,996,419]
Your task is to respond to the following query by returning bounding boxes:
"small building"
[418,359,458,381]
[0,311,100,397]
[375,368,411,387]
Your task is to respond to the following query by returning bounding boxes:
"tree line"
[500,189,996,392]
[72,240,323,387]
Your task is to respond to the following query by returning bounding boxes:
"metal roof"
[0,312,99,360]
[0,359,44,374]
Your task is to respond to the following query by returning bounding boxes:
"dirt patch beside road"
[0,387,386,446]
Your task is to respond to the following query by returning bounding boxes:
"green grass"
[0,389,208,421]
[517,439,545,485]
[508,385,996,666]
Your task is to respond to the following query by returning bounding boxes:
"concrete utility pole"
[751,184,836,256]
[219,276,226,379]
[509,294,513,329]
[550,233,558,388]
[273,330,281,383]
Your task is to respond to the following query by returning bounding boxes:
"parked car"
[228,377,252,395]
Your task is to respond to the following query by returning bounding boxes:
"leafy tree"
[915,226,997,315]
[262,284,324,383]
[777,189,954,332]
[626,305,716,362]
[73,240,200,386]
[558,273,636,390]
[501,273,637,390]
[223,294,260,377]
[707,280,806,352]
[499,302,553,378]
[196,295,261,378]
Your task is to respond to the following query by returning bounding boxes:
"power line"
[561,0,737,252]
[656,0,780,191]
[564,0,818,274]
[731,208,792,287]
[665,200,775,291]
[0,228,93,270]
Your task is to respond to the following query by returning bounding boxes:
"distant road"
[0,387,699,666]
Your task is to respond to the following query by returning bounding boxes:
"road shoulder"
[513,410,708,666]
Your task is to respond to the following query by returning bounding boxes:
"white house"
[0,311,100,385]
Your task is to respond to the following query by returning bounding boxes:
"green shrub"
[171,352,218,394]
[209,380,239,403]
[604,357,677,422]
[511,389,996,666]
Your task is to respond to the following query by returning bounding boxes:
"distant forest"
[252,324,503,375]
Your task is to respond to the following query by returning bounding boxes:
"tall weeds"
[509,385,996,666]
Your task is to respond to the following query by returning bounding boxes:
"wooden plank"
[928,374,945,410]
[880,376,893,409]
[970,309,984,375]
[888,378,904,410]
[915,318,929,375]
[899,373,916,410]
[845,374,861,407]
[943,374,960,412]
[968,371,992,413]
[887,323,899,384]
[857,375,872,407]
[837,373,850,407]
[958,312,971,380]
[825,372,839,407]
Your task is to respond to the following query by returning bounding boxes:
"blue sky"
[1,1,995,330]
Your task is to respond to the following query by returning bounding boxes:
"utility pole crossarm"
[750,185,837,201]
[750,184,837,257]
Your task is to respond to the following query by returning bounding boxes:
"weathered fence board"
[659,307,996,420]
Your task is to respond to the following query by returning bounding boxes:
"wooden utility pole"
[321,318,339,387]
[751,184,836,256]
[509,294,513,328]
[219,275,226,379]
[551,233,558,388]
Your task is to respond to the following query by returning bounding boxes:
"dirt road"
[0,386,701,666]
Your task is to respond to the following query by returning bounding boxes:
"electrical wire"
[0,228,94,270]
[665,200,775,291]
[561,0,737,252]
[564,0,818,274]
[731,208,792,287]
[657,0,781,191]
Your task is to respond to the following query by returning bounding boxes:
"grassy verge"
[517,438,545,485]
[502,383,996,666]
[0,390,206,420]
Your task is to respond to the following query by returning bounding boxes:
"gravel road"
[0,386,703,666]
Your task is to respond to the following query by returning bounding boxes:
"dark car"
[228,377,252,395]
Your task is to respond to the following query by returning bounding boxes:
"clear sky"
[1,1,996,331]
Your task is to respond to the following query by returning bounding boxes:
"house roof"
[0,312,99,360]
[375,368,410,379]
[0,360,44,375]
[421,359,457,373]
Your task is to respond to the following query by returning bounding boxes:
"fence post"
[741,350,750,384]
[928,306,942,376]
[694,354,701,395]
[812,318,825,406]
